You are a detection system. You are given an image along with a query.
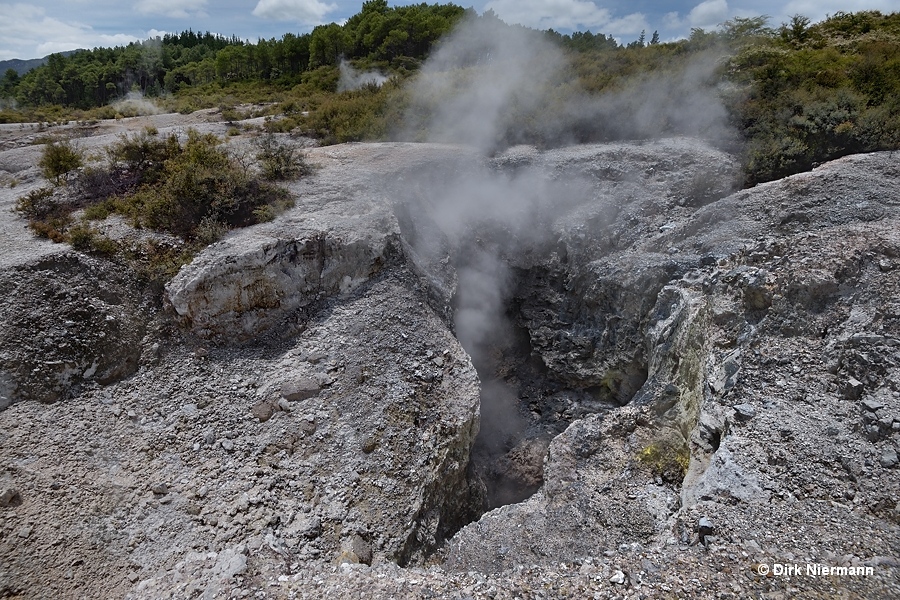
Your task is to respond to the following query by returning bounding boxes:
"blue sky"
[0,0,896,60]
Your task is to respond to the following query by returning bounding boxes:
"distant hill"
[0,51,80,76]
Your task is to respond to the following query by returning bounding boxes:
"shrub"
[67,223,99,251]
[29,220,68,242]
[254,133,312,181]
[106,130,180,185]
[39,139,83,183]
[194,216,230,245]
[14,186,57,220]
[112,129,294,240]
[15,185,76,242]
[122,240,197,284]
[252,204,277,222]
[82,199,117,220]
[17,128,296,285]
[77,166,124,201]
[221,107,242,123]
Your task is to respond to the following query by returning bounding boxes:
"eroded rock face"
[441,151,900,599]
[165,142,480,343]
[0,269,483,599]
[1,127,899,600]
[166,230,400,341]
[0,253,154,407]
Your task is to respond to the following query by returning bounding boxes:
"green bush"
[254,133,312,180]
[193,216,230,245]
[67,223,100,251]
[39,139,83,183]
[106,130,180,185]
[111,129,293,240]
[15,127,296,284]
[14,186,57,220]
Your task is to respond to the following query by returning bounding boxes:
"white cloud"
[36,34,138,56]
[780,0,895,23]
[485,0,609,30]
[606,13,651,36]
[485,0,636,32]
[662,11,683,29]
[134,0,208,19]
[688,0,729,29]
[660,0,731,36]
[252,0,338,25]
[0,3,139,60]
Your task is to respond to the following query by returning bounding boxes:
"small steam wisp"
[112,90,161,116]
[338,59,388,92]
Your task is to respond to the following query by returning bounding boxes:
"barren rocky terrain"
[0,111,898,599]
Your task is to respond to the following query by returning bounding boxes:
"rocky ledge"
[0,124,897,598]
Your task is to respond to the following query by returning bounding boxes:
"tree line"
[0,1,468,109]
[1,4,899,186]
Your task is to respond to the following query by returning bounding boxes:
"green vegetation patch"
[38,138,83,183]
[14,129,308,284]
[2,7,900,187]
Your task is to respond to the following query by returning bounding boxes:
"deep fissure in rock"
[450,254,628,511]
[395,180,646,518]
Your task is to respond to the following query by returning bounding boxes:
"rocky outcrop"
[1,119,899,600]
[166,142,481,342]
[441,150,900,599]
[166,229,400,341]
[0,252,155,407]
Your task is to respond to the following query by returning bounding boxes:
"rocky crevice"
[2,137,899,597]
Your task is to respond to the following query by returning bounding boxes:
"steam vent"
[1,10,900,600]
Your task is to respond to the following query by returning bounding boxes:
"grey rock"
[4,122,900,600]
[290,516,322,540]
[610,570,626,584]
[843,377,865,400]
[202,429,216,446]
[165,200,401,342]
[880,448,898,469]
[733,403,757,421]
[0,488,21,507]
[861,397,885,413]
[250,401,275,423]
[343,535,372,566]
[683,446,768,505]
[0,254,152,407]
[151,483,168,495]
[698,517,715,543]
[280,378,321,402]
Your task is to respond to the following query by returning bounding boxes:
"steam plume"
[403,13,733,150]
[397,12,736,505]
[112,90,161,116]
[338,59,388,92]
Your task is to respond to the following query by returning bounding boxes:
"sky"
[0,0,896,61]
